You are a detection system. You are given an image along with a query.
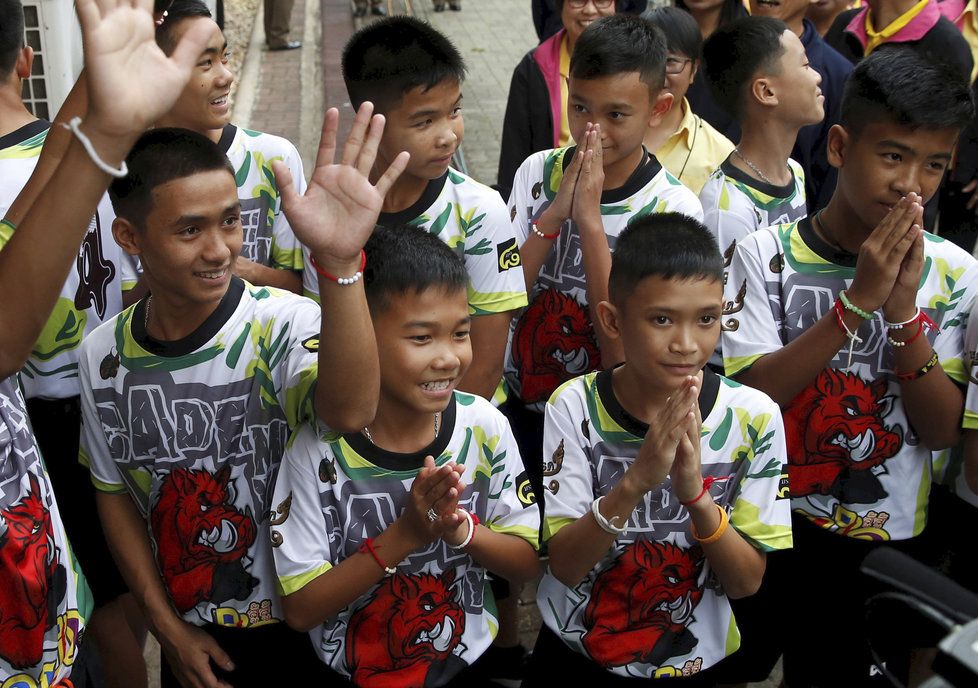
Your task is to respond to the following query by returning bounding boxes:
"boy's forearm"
[893,339,964,449]
[578,219,623,367]
[456,312,511,399]
[685,499,766,599]
[733,308,861,406]
[233,259,302,294]
[463,527,539,584]
[313,259,379,431]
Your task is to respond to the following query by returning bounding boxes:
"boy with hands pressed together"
[530,214,790,685]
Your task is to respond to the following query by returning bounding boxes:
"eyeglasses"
[665,56,693,75]
[567,0,615,9]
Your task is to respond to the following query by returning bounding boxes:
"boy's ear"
[112,217,143,257]
[648,90,674,129]
[15,46,33,80]
[750,76,778,110]
[595,300,622,341]
[826,124,849,170]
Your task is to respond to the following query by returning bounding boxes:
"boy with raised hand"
[151,0,305,294]
[722,49,976,686]
[77,106,405,686]
[528,214,790,686]
[272,224,541,688]
[699,16,824,258]
[308,16,527,403]
[504,13,702,497]
[0,0,211,683]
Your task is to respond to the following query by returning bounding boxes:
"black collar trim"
[0,119,50,150]
[720,157,796,199]
[596,364,720,437]
[217,124,237,154]
[379,171,450,226]
[342,393,459,471]
[561,146,663,204]
[132,277,245,357]
[797,215,858,267]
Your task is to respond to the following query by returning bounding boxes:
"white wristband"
[591,496,628,535]
[59,116,128,178]
[884,308,920,330]
[448,510,476,550]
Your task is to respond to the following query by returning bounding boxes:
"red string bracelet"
[358,537,396,575]
[680,476,716,506]
[531,222,560,240]
[310,250,367,286]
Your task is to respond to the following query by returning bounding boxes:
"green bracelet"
[839,290,873,320]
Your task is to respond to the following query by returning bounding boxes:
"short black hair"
[155,0,212,55]
[0,0,24,77]
[643,6,702,62]
[342,17,466,114]
[840,47,974,136]
[109,128,235,227]
[609,213,722,305]
[702,16,788,121]
[363,224,467,314]
[569,14,667,90]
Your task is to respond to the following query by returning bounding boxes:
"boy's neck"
[869,0,921,30]
[0,88,37,139]
[610,364,672,425]
[733,122,797,187]
[144,286,230,343]
[377,166,431,215]
[602,145,648,191]
[815,193,874,255]
[363,398,443,454]
[786,14,807,37]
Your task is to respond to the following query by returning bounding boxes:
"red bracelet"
[680,475,716,506]
[896,351,940,383]
[531,222,560,240]
[358,537,396,575]
[310,250,367,286]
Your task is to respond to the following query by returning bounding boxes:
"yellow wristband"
[691,503,729,544]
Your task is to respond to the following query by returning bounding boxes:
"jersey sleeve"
[273,295,321,428]
[269,144,305,272]
[960,278,978,430]
[661,181,705,222]
[459,180,528,316]
[77,344,126,493]
[480,411,541,549]
[507,154,542,246]
[541,384,596,540]
[727,394,792,552]
[721,231,785,377]
[272,423,335,596]
[934,261,978,389]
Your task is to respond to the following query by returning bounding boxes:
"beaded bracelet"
[679,476,716,506]
[310,250,366,285]
[896,351,940,383]
[884,308,921,330]
[591,496,628,535]
[691,503,729,545]
[358,537,396,575]
[448,510,480,550]
[887,311,939,348]
[531,222,560,240]
[839,290,873,320]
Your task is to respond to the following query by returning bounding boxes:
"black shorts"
[26,395,129,607]
[524,624,739,686]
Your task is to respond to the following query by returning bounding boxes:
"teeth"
[421,380,451,392]
[211,96,228,105]
[198,270,226,279]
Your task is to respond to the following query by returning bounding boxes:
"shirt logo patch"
[516,470,537,508]
[496,238,522,273]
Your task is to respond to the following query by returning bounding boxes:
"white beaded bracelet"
[884,308,920,330]
[448,510,477,550]
[59,116,128,178]
[591,496,628,535]
[531,222,560,240]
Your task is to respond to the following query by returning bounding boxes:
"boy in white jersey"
[698,16,824,259]
[722,50,976,686]
[530,214,790,685]
[272,224,540,687]
[78,106,406,686]
[149,0,305,293]
[0,0,212,682]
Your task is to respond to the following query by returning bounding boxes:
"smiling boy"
[723,49,977,685]
[527,213,790,685]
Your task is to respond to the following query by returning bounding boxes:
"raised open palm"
[273,103,410,262]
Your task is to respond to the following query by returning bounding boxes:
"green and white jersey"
[722,218,978,540]
[699,158,807,261]
[78,278,320,628]
[0,121,128,400]
[272,393,540,687]
[0,376,91,685]
[220,125,305,270]
[537,368,791,679]
[302,167,528,316]
[503,146,704,410]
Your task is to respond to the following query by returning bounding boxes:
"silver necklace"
[144,295,152,331]
[363,412,441,444]
[733,148,787,186]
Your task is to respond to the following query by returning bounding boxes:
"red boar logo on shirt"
[0,473,66,669]
[784,368,902,505]
[151,466,258,612]
[346,570,466,687]
[583,540,703,670]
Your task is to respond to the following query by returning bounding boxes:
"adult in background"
[531,0,645,40]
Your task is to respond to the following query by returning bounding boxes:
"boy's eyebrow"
[169,203,241,227]
[407,94,463,120]
[403,315,472,329]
